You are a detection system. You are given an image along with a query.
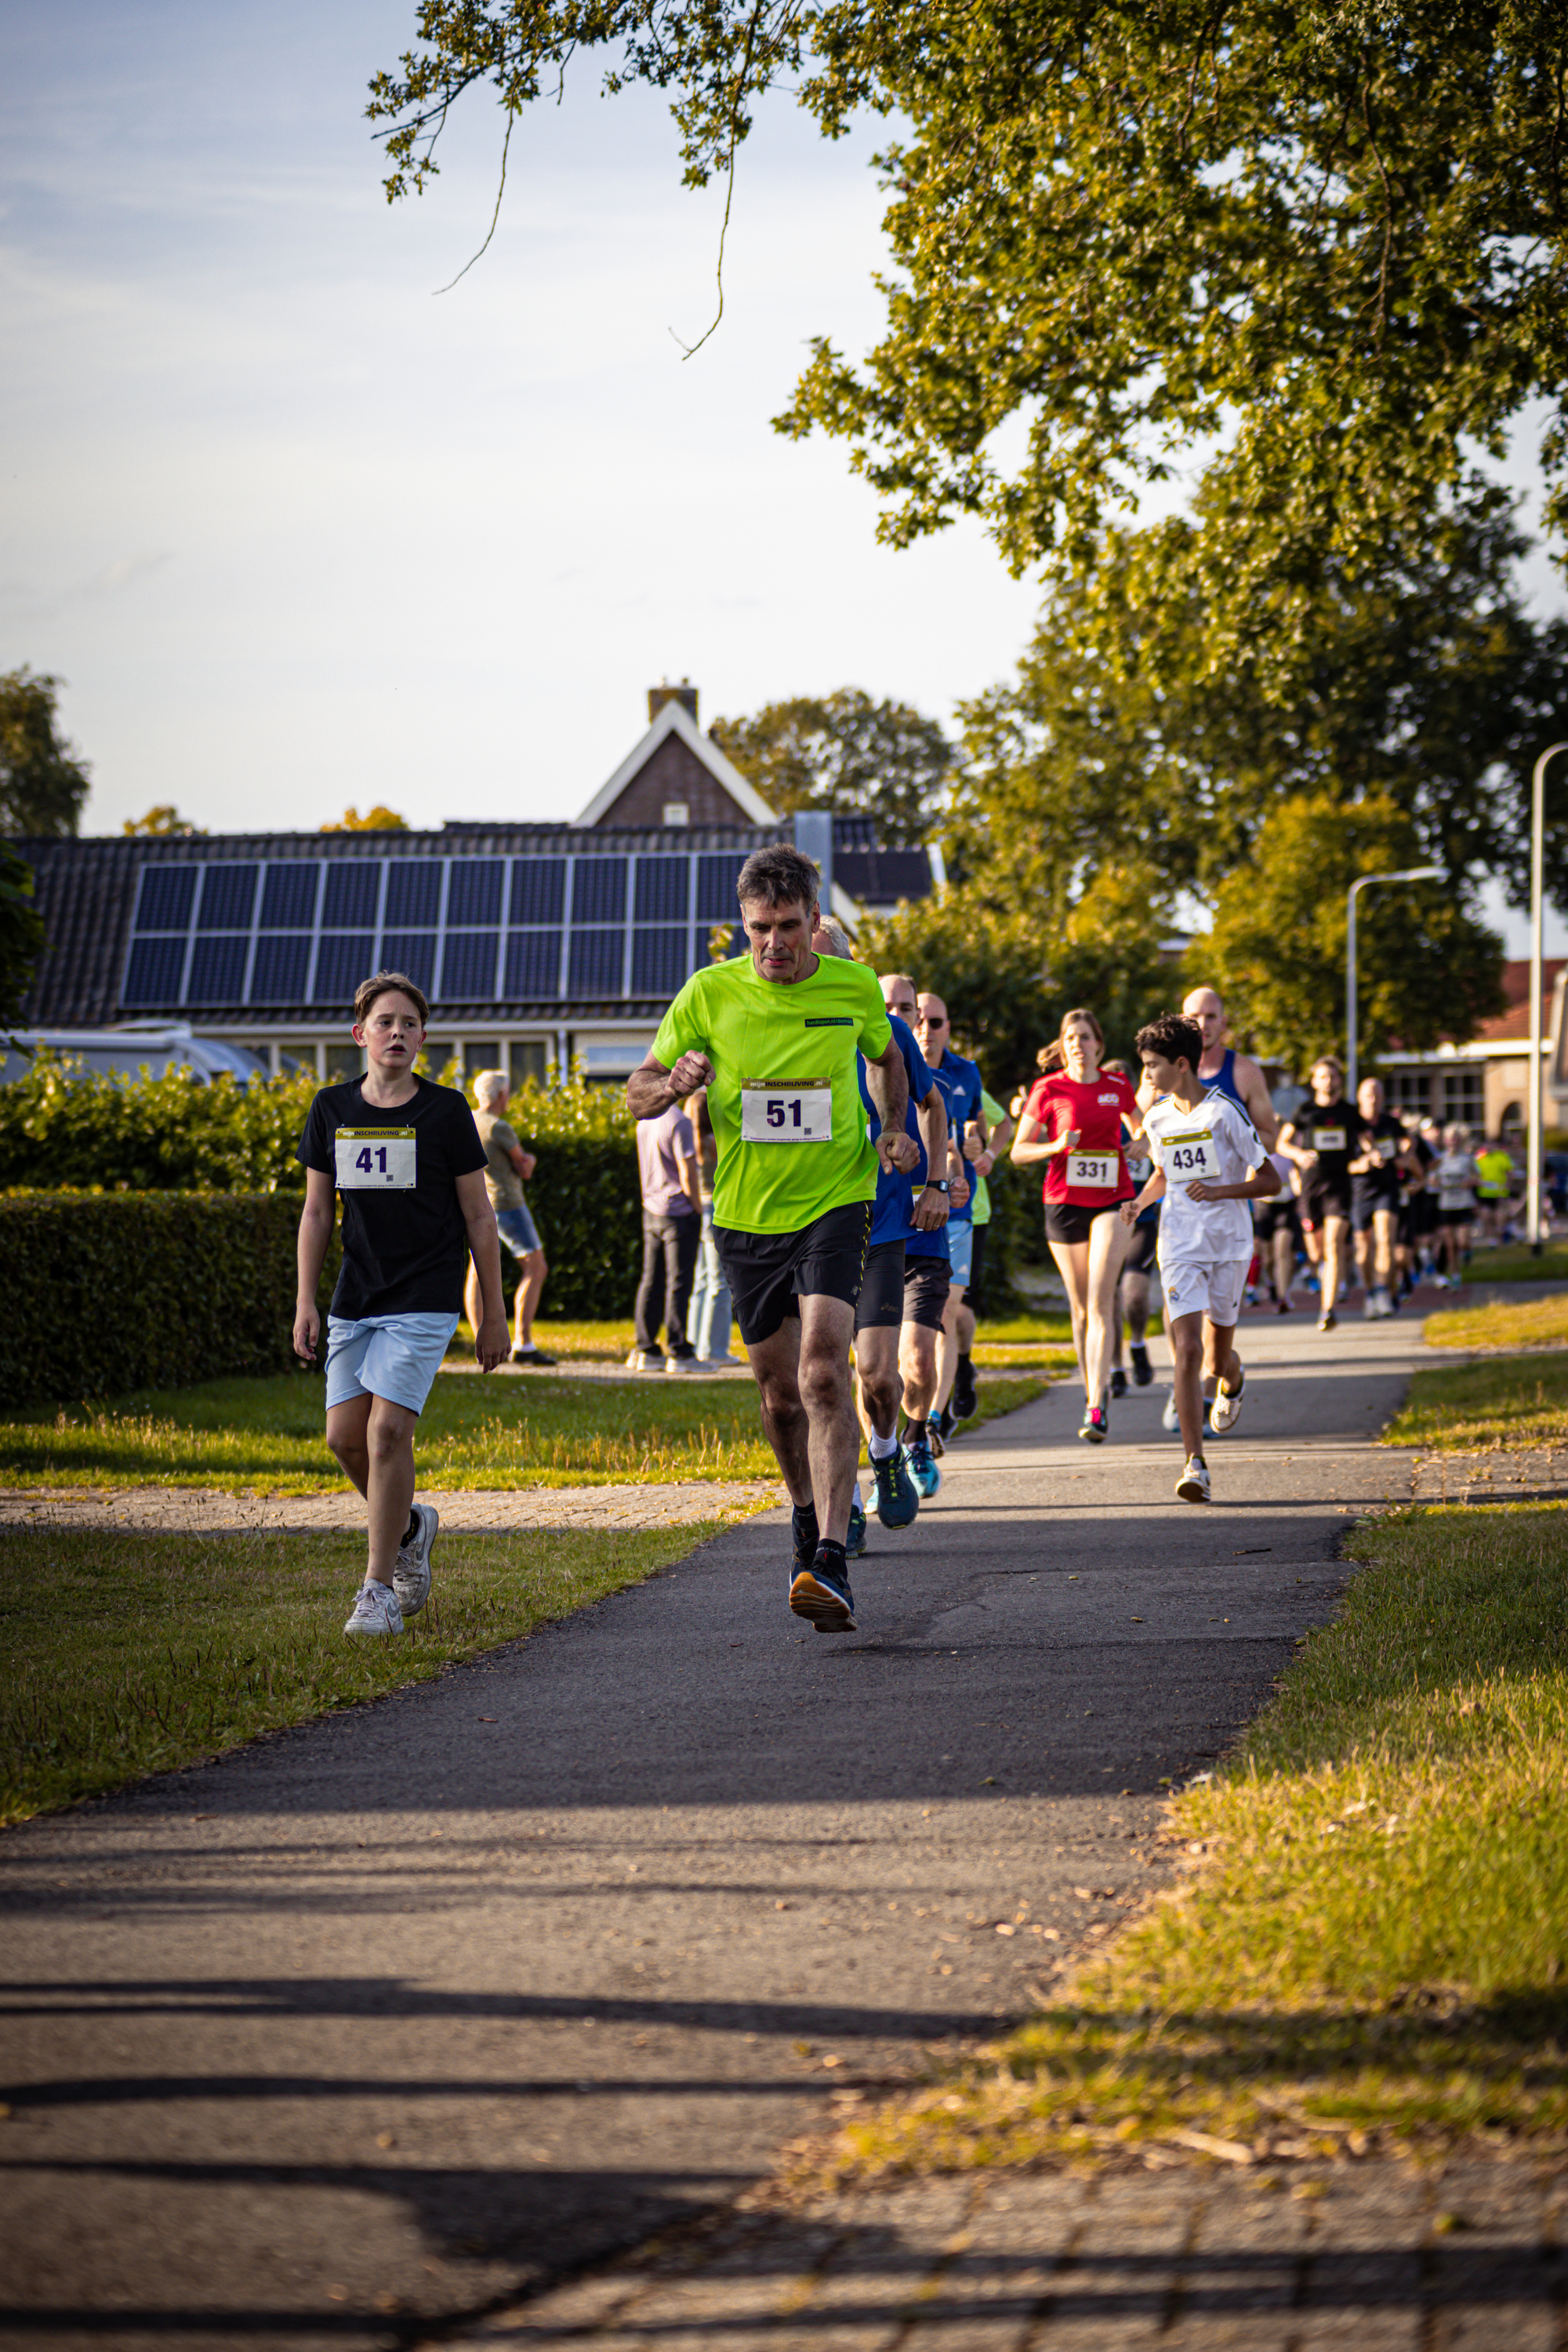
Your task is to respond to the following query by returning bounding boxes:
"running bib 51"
[740,1084,832,1143]
[1066,1149,1119,1189]
[1312,1127,1348,1153]
[336,1127,416,1189]
[1163,1131,1218,1181]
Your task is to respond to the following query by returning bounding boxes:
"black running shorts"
[902,1251,951,1331]
[854,1239,906,1334]
[716,1200,873,1348]
[1253,1196,1300,1244]
[1299,1183,1352,1230]
[1045,1199,1128,1247]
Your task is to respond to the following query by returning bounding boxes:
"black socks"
[792,1502,819,1548]
[815,1537,848,1577]
[905,1417,928,1446]
[402,1511,419,1547]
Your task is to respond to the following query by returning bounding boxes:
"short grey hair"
[471,1066,509,1109]
[815,916,855,960]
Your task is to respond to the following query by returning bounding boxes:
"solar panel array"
[121,853,750,1010]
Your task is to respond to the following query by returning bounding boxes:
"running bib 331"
[1312,1127,1348,1153]
[1066,1149,1119,1188]
[740,1085,833,1143]
[336,1127,416,1189]
[1163,1131,1218,1182]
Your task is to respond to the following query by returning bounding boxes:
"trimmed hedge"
[0,1192,342,1408]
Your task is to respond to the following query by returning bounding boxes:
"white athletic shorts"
[1160,1256,1250,1329]
[325,1311,459,1415]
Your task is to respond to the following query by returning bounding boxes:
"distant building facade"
[11,685,940,1087]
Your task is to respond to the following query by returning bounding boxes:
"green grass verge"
[0,1371,1047,1494]
[0,1523,727,1824]
[1424,1294,1568,1351]
[454,1313,1077,1367]
[1460,1239,1568,1283]
[1382,1352,1568,1452]
[826,1506,1568,2179]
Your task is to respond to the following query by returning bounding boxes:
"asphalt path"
[0,1305,1429,2350]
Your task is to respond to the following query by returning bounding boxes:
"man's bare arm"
[1237,1054,1279,1149]
[626,1048,713,1121]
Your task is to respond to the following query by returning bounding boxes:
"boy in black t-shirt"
[294,972,509,1635]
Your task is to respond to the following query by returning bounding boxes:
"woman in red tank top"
[1011,1007,1145,1445]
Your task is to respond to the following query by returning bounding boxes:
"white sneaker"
[702,1352,744,1366]
[664,1352,703,1374]
[343,1581,404,1637]
[1175,1455,1211,1504]
[393,1501,438,1618]
[1161,1388,1181,1433]
[1210,1363,1244,1433]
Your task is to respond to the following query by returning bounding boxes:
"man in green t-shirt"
[628,844,916,1634]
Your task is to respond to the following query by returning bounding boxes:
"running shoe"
[1174,1455,1211,1504]
[1109,1366,1127,1399]
[1318,1308,1338,1332]
[1078,1404,1109,1444]
[1161,1387,1181,1433]
[392,1501,438,1618]
[872,1446,920,1528]
[951,1356,978,1420]
[1129,1344,1153,1388]
[343,1581,405,1637]
[1276,1297,1291,1314]
[1210,1364,1244,1434]
[845,1502,868,1559]
[664,1351,703,1374]
[789,1550,858,1633]
[626,1348,664,1370]
[510,1345,557,1366]
[906,1437,942,1498]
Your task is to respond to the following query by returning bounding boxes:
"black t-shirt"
[298,1076,488,1318]
[1352,1109,1407,1206]
[1291,1096,1358,1199]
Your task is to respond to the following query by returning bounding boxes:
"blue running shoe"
[789,1550,858,1633]
[872,1446,920,1528]
[845,1502,868,1558]
[906,1437,942,1498]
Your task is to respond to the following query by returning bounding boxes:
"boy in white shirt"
[1123,1011,1280,1503]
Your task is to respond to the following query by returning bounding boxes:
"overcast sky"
[3,2,1563,950]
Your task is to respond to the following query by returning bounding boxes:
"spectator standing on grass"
[293,971,508,1638]
[630,1098,703,1372]
[684,1087,739,1365]
[465,1069,555,1367]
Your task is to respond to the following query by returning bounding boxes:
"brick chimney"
[648,678,699,724]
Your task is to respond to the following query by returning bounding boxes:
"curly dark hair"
[735,844,822,913]
[1134,1011,1203,1073]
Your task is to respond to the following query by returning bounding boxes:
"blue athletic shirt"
[859,1014,945,1252]
[1204,1048,1248,1118]
[926,1047,983,1228]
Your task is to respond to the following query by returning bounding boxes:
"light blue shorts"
[495,1204,543,1258]
[325,1312,459,1416]
[947,1221,975,1289]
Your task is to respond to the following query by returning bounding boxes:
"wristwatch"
[924,1179,950,1194]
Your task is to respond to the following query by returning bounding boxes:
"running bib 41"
[336,1127,416,1189]
[740,1084,832,1143]
[1163,1131,1218,1182]
[1065,1149,1119,1188]
[1312,1127,1348,1153]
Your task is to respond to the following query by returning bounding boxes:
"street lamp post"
[1345,867,1443,1105]
[1527,742,1568,1254]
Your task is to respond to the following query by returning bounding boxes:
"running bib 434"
[1163,1131,1218,1182]
[740,1084,832,1143]
[336,1127,416,1189]
[1065,1149,1119,1189]
[1312,1127,1348,1153]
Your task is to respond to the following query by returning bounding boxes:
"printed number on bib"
[1164,1130,1218,1182]
[740,1084,833,1144]
[336,1127,416,1189]
[1439,1188,1472,1211]
[1066,1150,1119,1189]
[1312,1127,1348,1153]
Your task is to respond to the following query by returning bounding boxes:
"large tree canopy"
[0,668,90,838]
[710,688,954,839]
[369,2,1568,615]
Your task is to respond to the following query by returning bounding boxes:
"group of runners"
[292,854,1506,1639]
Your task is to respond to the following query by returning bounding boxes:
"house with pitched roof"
[9,685,938,1087]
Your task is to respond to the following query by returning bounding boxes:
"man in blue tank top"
[1181,986,1279,1149]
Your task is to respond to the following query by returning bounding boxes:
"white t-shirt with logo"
[1142,1089,1267,1265]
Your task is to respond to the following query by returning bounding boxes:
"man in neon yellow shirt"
[628,846,915,1634]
